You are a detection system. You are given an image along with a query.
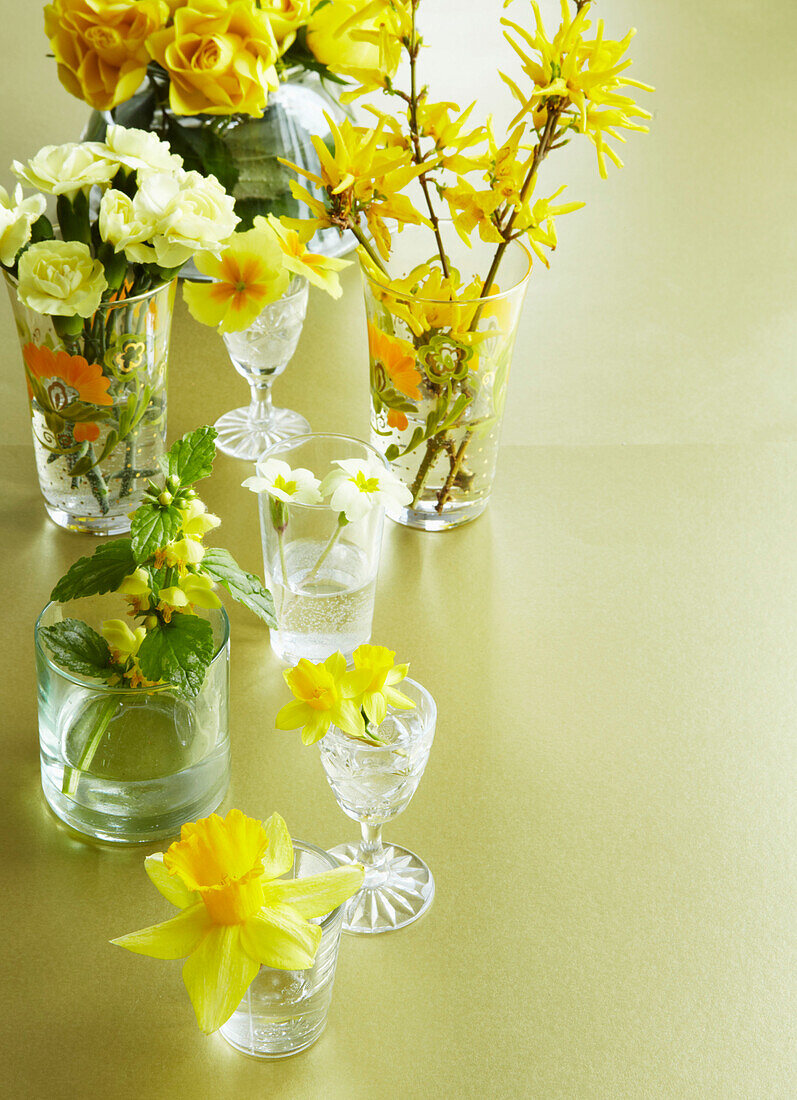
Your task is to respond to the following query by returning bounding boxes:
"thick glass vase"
[36,598,230,843]
[6,275,174,535]
[361,224,531,530]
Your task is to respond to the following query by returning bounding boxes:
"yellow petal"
[385,686,416,711]
[274,699,311,730]
[144,853,200,910]
[261,812,294,880]
[182,281,229,329]
[301,710,332,745]
[110,902,211,960]
[362,690,387,727]
[239,906,321,970]
[182,924,259,1034]
[261,865,364,919]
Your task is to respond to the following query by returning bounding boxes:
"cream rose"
[0,185,47,267]
[102,124,184,174]
[17,240,108,317]
[12,142,117,198]
[99,189,158,264]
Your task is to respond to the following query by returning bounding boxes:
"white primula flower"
[242,458,323,504]
[12,142,117,197]
[99,188,158,264]
[0,184,46,266]
[103,125,183,174]
[321,456,412,523]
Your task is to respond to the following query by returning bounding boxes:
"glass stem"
[357,822,387,870]
[248,380,275,427]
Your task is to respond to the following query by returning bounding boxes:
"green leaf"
[164,116,239,195]
[131,501,183,563]
[439,392,473,431]
[51,539,137,602]
[136,614,215,697]
[39,619,113,680]
[158,425,218,488]
[201,547,276,626]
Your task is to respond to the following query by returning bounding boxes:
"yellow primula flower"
[254,215,350,298]
[182,224,289,333]
[275,652,372,745]
[111,809,364,1033]
[351,644,415,728]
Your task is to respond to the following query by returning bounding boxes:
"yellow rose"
[147,0,280,117]
[17,240,108,318]
[306,0,398,76]
[0,185,47,267]
[44,0,168,111]
[258,0,310,51]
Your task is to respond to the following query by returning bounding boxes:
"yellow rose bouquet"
[279,0,653,528]
[42,0,402,239]
[2,126,238,530]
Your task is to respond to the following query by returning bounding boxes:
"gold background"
[1,1,795,1097]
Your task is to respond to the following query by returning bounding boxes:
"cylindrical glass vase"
[36,598,230,843]
[219,840,346,1058]
[255,433,388,664]
[6,276,174,535]
[361,224,532,530]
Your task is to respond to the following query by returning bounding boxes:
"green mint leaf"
[131,501,183,563]
[136,614,215,697]
[201,547,276,627]
[51,539,137,602]
[39,619,113,680]
[158,426,218,488]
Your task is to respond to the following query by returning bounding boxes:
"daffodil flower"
[275,652,372,745]
[321,456,412,524]
[352,644,416,727]
[242,458,323,504]
[111,809,364,1033]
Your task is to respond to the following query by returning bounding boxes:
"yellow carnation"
[44,0,168,111]
[147,0,280,117]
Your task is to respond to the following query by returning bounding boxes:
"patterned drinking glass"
[318,678,436,934]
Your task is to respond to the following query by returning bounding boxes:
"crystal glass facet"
[5,276,174,535]
[319,678,437,934]
[36,598,230,843]
[256,433,388,664]
[361,223,532,530]
[213,277,310,460]
[219,841,346,1058]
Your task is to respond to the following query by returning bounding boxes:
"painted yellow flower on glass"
[112,808,364,1033]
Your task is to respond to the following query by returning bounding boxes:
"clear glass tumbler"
[36,597,230,843]
[214,277,310,461]
[219,840,347,1058]
[319,678,437,934]
[256,433,388,664]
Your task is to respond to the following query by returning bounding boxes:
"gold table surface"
[2,0,797,1096]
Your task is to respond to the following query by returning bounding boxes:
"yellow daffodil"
[182,225,289,333]
[112,809,364,1033]
[254,214,349,298]
[352,644,415,727]
[275,652,372,745]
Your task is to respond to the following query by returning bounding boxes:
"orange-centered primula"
[112,808,364,1033]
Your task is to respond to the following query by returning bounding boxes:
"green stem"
[410,435,445,506]
[349,222,389,276]
[61,694,119,796]
[304,516,347,584]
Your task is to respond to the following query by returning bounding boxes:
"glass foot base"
[386,494,488,531]
[329,842,434,935]
[44,503,132,536]
[214,407,311,461]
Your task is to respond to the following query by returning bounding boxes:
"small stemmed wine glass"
[318,678,437,934]
[214,277,310,460]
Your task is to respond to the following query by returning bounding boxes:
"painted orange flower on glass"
[23,342,112,441]
[367,322,422,400]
